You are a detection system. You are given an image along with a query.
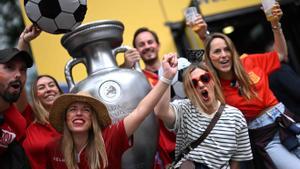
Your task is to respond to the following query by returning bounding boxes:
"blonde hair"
[204,33,257,99]
[62,107,108,169]
[183,62,225,112]
[31,75,63,124]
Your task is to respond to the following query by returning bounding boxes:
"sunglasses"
[191,72,211,87]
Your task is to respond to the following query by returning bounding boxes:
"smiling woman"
[66,102,93,134]
[191,3,300,168]
[22,75,63,169]
[45,53,178,169]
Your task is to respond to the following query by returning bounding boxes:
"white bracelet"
[272,23,281,31]
[160,76,172,85]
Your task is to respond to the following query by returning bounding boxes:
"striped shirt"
[169,99,253,169]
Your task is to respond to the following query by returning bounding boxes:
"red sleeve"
[3,105,26,141]
[242,51,280,75]
[102,120,132,158]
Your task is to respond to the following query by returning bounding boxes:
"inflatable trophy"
[61,20,158,169]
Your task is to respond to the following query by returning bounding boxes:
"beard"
[143,57,159,65]
[141,48,159,66]
[1,91,21,103]
[0,80,22,103]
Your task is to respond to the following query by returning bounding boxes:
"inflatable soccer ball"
[24,0,87,34]
[159,57,191,100]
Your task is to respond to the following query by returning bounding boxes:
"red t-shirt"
[46,120,131,169]
[143,70,176,168]
[23,122,60,169]
[220,52,280,121]
[0,105,26,154]
[22,104,34,127]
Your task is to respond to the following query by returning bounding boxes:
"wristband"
[160,76,172,85]
[199,30,210,41]
[272,23,281,30]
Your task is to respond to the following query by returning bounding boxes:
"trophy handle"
[64,57,86,91]
[112,45,142,72]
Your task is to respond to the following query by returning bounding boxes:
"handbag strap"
[174,103,225,165]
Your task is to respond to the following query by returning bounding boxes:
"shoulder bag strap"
[174,103,225,165]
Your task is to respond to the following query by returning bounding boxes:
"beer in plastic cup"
[184,7,201,31]
[261,0,276,21]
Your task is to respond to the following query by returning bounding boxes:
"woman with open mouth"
[155,62,252,169]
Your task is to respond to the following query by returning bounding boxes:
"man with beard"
[0,25,40,156]
[121,27,161,86]
[0,48,33,155]
[121,27,176,169]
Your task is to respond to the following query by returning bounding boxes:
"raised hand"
[269,2,283,24]
[18,24,42,51]
[20,24,42,43]
[186,14,208,41]
[123,48,141,68]
[161,53,178,80]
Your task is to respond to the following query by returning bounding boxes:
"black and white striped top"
[169,99,253,169]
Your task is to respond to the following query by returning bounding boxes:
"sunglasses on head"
[191,72,211,88]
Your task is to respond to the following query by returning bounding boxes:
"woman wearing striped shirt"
[155,61,252,169]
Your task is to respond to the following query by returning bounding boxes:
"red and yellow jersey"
[143,70,159,87]
[221,51,280,121]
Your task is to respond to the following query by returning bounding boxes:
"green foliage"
[0,0,25,48]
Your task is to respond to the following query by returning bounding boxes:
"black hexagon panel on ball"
[24,0,87,34]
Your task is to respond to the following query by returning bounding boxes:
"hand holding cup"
[184,7,201,31]
[185,7,208,40]
[261,0,282,22]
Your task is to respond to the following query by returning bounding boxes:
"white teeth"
[44,93,58,100]
[73,119,84,124]
[44,96,55,102]
[46,95,54,99]
[220,60,228,64]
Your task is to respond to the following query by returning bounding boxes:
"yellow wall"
[20,0,260,84]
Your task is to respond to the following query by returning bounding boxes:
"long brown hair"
[183,62,225,112]
[62,106,108,169]
[204,33,256,99]
[31,75,63,124]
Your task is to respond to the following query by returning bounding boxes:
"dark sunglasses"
[191,72,211,87]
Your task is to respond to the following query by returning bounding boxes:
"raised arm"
[270,2,288,62]
[154,80,175,128]
[17,24,41,52]
[15,24,41,112]
[186,14,208,42]
[123,53,178,137]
